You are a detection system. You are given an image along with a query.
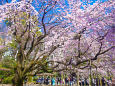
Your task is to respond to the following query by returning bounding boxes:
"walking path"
[0,84,77,86]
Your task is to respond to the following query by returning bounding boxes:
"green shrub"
[2,76,13,84]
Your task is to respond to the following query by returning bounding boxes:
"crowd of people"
[36,76,76,86]
[34,76,112,86]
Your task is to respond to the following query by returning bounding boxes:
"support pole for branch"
[89,60,92,86]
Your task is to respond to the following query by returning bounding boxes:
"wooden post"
[50,75,51,85]
[62,72,63,86]
[77,71,79,86]
[84,76,86,86]
[55,73,57,86]
[99,76,102,86]
[63,73,65,86]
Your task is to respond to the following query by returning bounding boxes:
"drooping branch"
[76,44,114,67]
[100,46,115,55]
[36,44,60,60]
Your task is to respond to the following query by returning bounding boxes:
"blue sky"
[0,0,108,33]
[0,0,12,5]
[0,0,107,5]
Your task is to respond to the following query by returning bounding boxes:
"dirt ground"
[0,84,71,86]
[0,84,62,86]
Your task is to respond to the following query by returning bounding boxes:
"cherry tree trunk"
[16,78,23,86]
[12,73,24,86]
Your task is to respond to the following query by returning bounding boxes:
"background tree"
[46,0,115,74]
